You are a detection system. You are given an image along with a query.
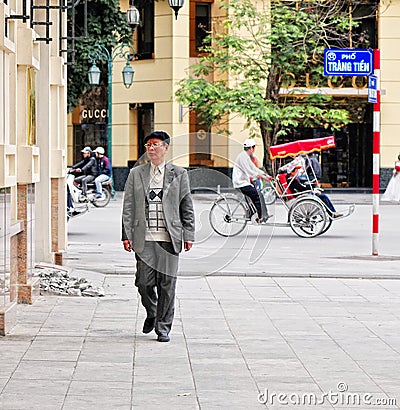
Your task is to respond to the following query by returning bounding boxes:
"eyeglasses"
[144,142,164,149]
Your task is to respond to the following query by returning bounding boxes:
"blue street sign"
[368,75,378,103]
[324,49,373,76]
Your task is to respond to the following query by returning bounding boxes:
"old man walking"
[122,131,195,342]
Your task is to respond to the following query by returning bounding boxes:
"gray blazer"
[122,162,195,254]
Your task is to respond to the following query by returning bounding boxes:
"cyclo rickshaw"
[209,136,354,238]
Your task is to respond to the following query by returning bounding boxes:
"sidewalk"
[1,193,400,409]
[1,273,400,409]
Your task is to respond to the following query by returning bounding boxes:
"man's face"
[83,152,90,158]
[145,138,168,164]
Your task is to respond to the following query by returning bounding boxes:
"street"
[66,192,400,278]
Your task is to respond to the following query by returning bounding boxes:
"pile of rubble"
[34,266,105,297]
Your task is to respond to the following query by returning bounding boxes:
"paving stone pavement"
[1,274,400,409]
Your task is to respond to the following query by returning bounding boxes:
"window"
[27,68,37,146]
[190,0,213,57]
[73,123,107,163]
[189,110,213,166]
[136,2,154,60]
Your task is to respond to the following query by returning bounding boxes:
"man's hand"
[261,174,273,182]
[184,241,193,252]
[123,240,133,252]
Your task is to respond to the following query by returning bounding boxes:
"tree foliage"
[67,0,132,112]
[176,0,377,166]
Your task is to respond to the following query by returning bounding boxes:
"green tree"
[176,0,376,167]
[67,0,132,112]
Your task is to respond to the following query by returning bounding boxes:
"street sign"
[324,49,373,76]
[368,75,378,103]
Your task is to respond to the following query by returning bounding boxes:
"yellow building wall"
[109,1,190,167]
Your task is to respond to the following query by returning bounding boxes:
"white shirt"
[150,161,166,184]
[232,150,262,188]
[145,161,171,242]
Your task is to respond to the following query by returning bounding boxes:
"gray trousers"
[75,175,95,195]
[135,241,179,335]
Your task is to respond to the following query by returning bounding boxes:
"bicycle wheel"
[319,216,333,235]
[263,186,276,205]
[92,187,111,208]
[289,198,327,238]
[209,196,248,237]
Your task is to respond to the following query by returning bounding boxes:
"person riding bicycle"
[232,139,272,223]
[94,147,112,198]
[69,146,98,198]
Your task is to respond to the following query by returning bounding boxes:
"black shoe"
[257,215,272,224]
[157,333,170,342]
[142,317,155,334]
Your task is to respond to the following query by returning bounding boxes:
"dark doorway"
[137,103,154,160]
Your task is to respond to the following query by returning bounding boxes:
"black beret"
[144,131,171,145]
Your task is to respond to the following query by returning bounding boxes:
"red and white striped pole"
[372,49,381,256]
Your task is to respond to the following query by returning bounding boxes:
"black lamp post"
[168,0,185,19]
[128,0,184,21]
[126,3,140,29]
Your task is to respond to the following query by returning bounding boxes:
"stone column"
[0,188,21,335]
[16,184,40,304]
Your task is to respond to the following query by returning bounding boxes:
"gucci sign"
[81,108,108,121]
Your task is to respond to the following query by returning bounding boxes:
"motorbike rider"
[69,146,98,198]
[94,147,112,198]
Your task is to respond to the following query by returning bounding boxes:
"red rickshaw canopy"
[269,136,336,160]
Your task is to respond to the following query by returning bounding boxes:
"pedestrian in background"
[382,153,400,202]
[121,131,195,343]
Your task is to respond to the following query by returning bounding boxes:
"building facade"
[1,0,67,334]
[67,0,400,191]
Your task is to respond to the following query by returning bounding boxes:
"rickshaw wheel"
[289,198,327,238]
[209,196,248,237]
[319,217,333,235]
[263,186,276,205]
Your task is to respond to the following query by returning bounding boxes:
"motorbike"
[66,170,112,220]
